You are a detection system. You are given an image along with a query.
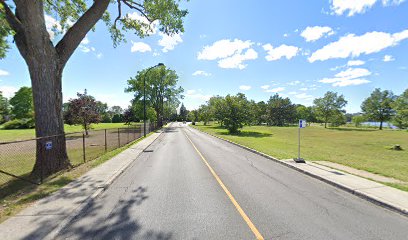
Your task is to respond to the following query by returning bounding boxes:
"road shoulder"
[0,130,163,240]
[190,125,408,217]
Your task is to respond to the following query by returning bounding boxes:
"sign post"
[294,119,306,163]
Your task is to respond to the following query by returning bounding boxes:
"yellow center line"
[183,131,265,240]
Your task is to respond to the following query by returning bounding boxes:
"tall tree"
[222,93,250,133]
[0,91,10,123]
[64,90,101,135]
[179,103,188,121]
[0,0,187,176]
[361,88,395,130]
[198,104,212,125]
[313,91,347,128]
[208,96,226,125]
[126,65,184,127]
[266,94,296,126]
[296,105,317,125]
[392,89,408,129]
[9,86,33,119]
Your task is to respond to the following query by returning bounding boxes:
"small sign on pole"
[45,141,53,151]
[294,120,306,163]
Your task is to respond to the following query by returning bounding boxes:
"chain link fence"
[0,123,159,189]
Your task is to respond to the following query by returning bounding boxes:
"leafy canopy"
[0,0,188,57]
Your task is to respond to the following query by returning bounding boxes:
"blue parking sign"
[45,141,52,150]
[299,119,306,128]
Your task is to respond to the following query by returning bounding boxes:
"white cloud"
[261,85,270,90]
[263,44,300,61]
[218,48,258,69]
[130,41,152,53]
[185,89,211,101]
[283,33,289,37]
[192,70,211,77]
[383,54,395,62]
[330,0,405,16]
[0,69,9,76]
[301,26,334,42]
[197,39,258,69]
[96,53,103,59]
[266,87,285,93]
[309,29,408,62]
[287,80,301,86]
[295,93,314,100]
[239,85,251,91]
[158,32,183,52]
[347,60,365,66]
[0,86,18,98]
[318,67,371,87]
[299,87,308,91]
[81,36,90,45]
[288,91,297,95]
[198,39,253,60]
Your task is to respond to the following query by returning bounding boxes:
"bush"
[101,114,112,123]
[3,118,35,129]
[112,114,123,123]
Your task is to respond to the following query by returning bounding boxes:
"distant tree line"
[189,88,408,133]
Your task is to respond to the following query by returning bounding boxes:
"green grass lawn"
[192,122,408,187]
[0,122,140,142]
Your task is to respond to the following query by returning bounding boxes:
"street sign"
[299,119,306,128]
[294,120,306,163]
[45,141,52,150]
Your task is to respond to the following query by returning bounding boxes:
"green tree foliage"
[296,105,317,125]
[9,87,33,119]
[0,91,10,123]
[207,96,226,125]
[198,104,212,125]
[0,0,188,176]
[126,65,184,127]
[313,91,347,128]
[254,101,268,125]
[188,110,199,123]
[112,114,124,123]
[352,115,366,127]
[64,90,101,135]
[392,89,408,129]
[179,103,188,121]
[266,94,296,126]
[222,93,250,133]
[361,88,395,130]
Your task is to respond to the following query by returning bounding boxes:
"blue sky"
[1,0,408,113]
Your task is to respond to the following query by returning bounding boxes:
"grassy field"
[192,122,408,189]
[0,122,140,142]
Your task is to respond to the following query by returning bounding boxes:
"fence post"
[82,133,86,163]
[104,129,107,152]
[118,128,120,147]
[40,139,44,184]
[127,126,129,143]
[133,126,136,140]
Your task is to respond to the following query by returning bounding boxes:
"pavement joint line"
[190,126,408,217]
[183,130,265,240]
[44,131,164,240]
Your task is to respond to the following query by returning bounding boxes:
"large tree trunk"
[30,60,70,177]
[379,121,383,130]
[11,1,70,178]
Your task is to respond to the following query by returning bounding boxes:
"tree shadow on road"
[220,131,273,138]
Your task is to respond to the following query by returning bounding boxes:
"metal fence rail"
[0,123,159,188]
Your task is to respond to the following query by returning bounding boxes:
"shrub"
[3,118,35,129]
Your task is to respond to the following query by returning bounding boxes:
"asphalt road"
[58,123,408,240]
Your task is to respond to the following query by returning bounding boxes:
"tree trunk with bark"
[4,0,110,178]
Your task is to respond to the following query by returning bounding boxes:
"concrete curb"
[45,131,163,240]
[190,126,408,217]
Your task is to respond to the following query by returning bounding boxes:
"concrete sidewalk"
[282,160,408,216]
[0,130,162,240]
[193,126,408,217]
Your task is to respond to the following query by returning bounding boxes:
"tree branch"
[55,0,110,66]
[0,0,23,33]
[121,0,152,22]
